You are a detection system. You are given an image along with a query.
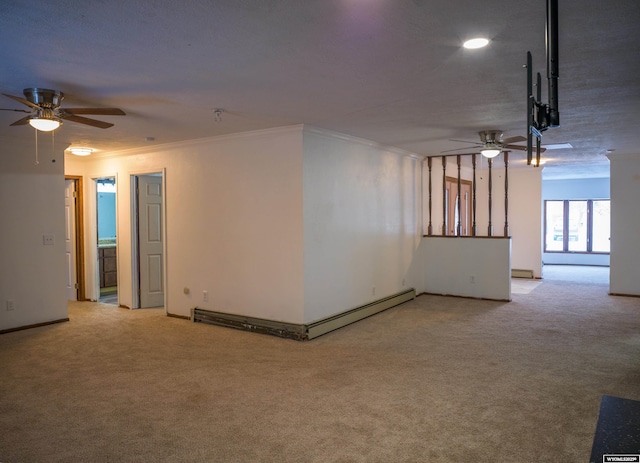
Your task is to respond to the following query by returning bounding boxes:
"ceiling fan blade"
[59,113,114,129]
[10,116,31,126]
[448,139,482,145]
[505,144,546,153]
[0,108,32,113]
[2,93,40,109]
[62,108,126,116]
[502,135,527,144]
[440,146,482,154]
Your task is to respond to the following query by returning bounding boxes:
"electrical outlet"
[372,286,376,296]
[43,234,55,245]
[470,275,476,284]
[6,300,15,311]
[402,279,406,287]
[203,291,208,302]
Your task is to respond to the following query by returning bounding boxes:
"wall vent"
[512,269,535,279]
[192,289,416,341]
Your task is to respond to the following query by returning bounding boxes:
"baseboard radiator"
[512,268,535,279]
[191,288,416,341]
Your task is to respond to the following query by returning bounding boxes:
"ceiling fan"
[0,87,125,131]
[443,130,546,158]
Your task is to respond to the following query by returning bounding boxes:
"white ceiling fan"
[1,87,125,131]
[442,130,543,158]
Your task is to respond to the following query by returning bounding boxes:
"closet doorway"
[131,172,165,309]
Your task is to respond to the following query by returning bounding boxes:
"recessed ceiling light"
[69,147,93,156]
[463,38,489,49]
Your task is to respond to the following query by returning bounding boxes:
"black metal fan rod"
[547,0,560,127]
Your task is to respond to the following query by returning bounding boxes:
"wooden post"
[456,155,462,236]
[504,151,510,237]
[487,157,493,236]
[472,154,477,236]
[442,156,447,235]
[427,157,433,235]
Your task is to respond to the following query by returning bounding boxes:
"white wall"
[543,177,610,199]
[506,167,543,277]
[302,128,422,323]
[66,126,306,323]
[68,125,425,326]
[0,142,67,331]
[608,153,640,296]
[422,237,511,300]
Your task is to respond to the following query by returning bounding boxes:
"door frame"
[445,176,473,236]
[88,174,119,303]
[130,169,167,312]
[64,176,86,300]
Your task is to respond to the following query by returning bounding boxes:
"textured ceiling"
[1,0,639,178]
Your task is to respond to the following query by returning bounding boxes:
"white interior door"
[138,175,164,308]
[64,179,78,301]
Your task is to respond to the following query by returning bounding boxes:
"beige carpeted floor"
[0,266,638,462]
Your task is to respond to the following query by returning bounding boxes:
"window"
[544,200,610,253]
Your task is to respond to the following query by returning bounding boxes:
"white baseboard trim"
[191,289,416,341]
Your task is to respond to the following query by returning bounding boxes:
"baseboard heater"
[191,288,416,341]
[512,269,535,279]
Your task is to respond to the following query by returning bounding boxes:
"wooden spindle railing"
[456,155,462,236]
[442,156,447,235]
[472,154,477,236]
[422,153,509,238]
[427,157,433,235]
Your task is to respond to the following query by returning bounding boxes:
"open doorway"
[131,172,165,309]
[97,177,118,304]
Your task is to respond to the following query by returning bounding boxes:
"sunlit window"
[592,200,611,252]
[544,199,610,253]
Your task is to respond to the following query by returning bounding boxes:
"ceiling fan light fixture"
[29,117,61,132]
[69,147,93,156]
[463,38,489,49]
[480,148,501,158]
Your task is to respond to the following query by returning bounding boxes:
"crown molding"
[302,125,422,160]
[67,125,305,160]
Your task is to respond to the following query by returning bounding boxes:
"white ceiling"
[1,0,638,178]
